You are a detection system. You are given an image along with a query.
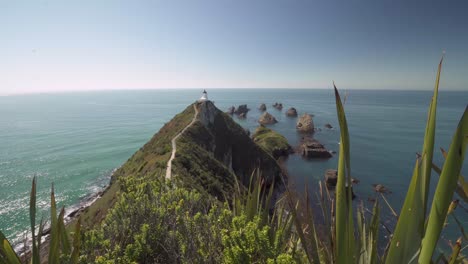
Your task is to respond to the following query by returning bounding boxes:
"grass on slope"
[76,103,196,228]
[252,125,291,159]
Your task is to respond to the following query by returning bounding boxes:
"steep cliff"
[173,101,285,199]
[80,101,285,227]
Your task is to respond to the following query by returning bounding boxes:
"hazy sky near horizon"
[1,0,468,95]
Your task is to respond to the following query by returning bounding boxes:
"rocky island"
[252,125,292,159]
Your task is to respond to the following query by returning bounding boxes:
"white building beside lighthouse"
[198,89,208,102]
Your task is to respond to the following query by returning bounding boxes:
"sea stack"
[296,113,314,133]
[259,103,267,111]
[235,104,250,116]
[286,107,298,117]
[273,102,283,110]
[258,112,278,125]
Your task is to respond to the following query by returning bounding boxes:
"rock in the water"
[259,103,267,111]
[325,169,338,187]
[235,104,250,115]
[258,112,278,125]
[273,102,283,110]
[286,107,298,117]
[325,170,358,189]
[238,112,247,119]
[299,138,332,159]
[296,113,315,133]
[324,123,333,129]
[373,184,388,193]
[227,106,235,115]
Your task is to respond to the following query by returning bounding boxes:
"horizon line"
[1,87,467,97]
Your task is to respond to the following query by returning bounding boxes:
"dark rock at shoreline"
[325,169,338,187]
[227,106,235,115]
[258,112,278,125]
[259,103,267,111]
[325,123,333,129]
[286,107,298,117]
[234,104,250,115]
[296,113,315,133]
[299,137,332,159]
[272,102,283,110]
[238,112,247,119]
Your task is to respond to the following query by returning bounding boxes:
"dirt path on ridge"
[165,104,198,179]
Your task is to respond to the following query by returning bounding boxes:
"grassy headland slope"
[79,100,284,227]
[252,125,291,159]
[79,104,196,227]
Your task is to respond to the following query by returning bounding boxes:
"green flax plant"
[0,177,81,264]
[291,58,467,263]
[385,58,467,264]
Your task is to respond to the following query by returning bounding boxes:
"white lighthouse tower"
[198,89,208,102]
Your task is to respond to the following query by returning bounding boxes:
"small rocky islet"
[258,112,278,125]
[227,103,335,161]
[225,102,357,200]
[286,107,298,117]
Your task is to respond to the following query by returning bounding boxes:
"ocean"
[0,89,467,248]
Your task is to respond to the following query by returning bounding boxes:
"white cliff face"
[197,101,217,127]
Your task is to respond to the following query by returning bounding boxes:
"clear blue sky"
[1,0,467,95]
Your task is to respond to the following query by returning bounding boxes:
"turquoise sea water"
[0,89,467,248]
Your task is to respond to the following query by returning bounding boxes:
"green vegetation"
[76,104,196,228]
[173,103,284,200]
[113,103,196,180]
[0,177,81,264]
[289,58,467,263]
[252,125,291,159]
[1,59,467,263]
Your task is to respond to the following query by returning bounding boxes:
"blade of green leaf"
[419,107,468,263]
[70,217,81,264]
[58,207,71,255]
[420,57,443,217]
[333,83,355,264]
[30,176,40,264]
[0,233,21,264]
[37,217,44,253]
[432,161,468,203]
[385,57,444,264]
[385,158,425,264]
[369,200,380,264]
[440,147,468,201]
[48,183,60,264]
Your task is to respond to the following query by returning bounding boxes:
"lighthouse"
[198,89,208,102]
